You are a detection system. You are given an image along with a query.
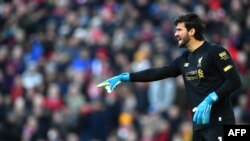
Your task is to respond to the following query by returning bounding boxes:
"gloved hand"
[193,92,219,125]
[97,73,130,93]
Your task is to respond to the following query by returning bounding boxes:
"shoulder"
[206,42,232,62]
[181,50,190,58]
[176,50,189,62]
[207,42,228,55]
[169,50,189,67]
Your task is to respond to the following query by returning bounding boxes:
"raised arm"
[97,58,181,93]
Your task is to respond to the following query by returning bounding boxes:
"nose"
[174,31,178,37]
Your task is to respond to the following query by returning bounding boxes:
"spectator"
[0,0,249,140]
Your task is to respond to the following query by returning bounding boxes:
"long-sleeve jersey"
[130,41,241,130]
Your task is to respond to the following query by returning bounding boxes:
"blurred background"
[0,0,250,141]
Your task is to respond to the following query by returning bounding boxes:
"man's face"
[174,22,190,48]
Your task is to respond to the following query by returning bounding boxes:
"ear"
[189,28,195,36]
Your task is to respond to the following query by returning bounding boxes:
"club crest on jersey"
[197,57,203,67]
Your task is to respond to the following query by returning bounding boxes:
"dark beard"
[179,35,190,48]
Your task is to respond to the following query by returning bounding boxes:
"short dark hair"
[174,12,205,40]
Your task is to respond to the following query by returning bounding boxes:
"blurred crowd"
[0,0,250,141]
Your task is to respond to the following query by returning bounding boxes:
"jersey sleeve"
[211,46,242,99]
[130,58,181,82]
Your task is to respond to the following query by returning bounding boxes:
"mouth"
[176,36,181,42]
[177,38,182,43]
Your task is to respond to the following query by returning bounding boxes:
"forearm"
[130,68,166,82]
[130,66,179,82]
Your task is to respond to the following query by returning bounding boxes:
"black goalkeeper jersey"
[130,41,241,130]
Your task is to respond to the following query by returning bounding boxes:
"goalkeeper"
[98,12,241,141]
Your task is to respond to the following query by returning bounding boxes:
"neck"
[186,39,205,52]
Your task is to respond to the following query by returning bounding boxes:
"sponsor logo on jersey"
[197,69,204,78]
[185,69,205,80]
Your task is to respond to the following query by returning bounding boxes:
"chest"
[181,53,214,81]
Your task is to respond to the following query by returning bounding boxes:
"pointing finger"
[97,81,109,87]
